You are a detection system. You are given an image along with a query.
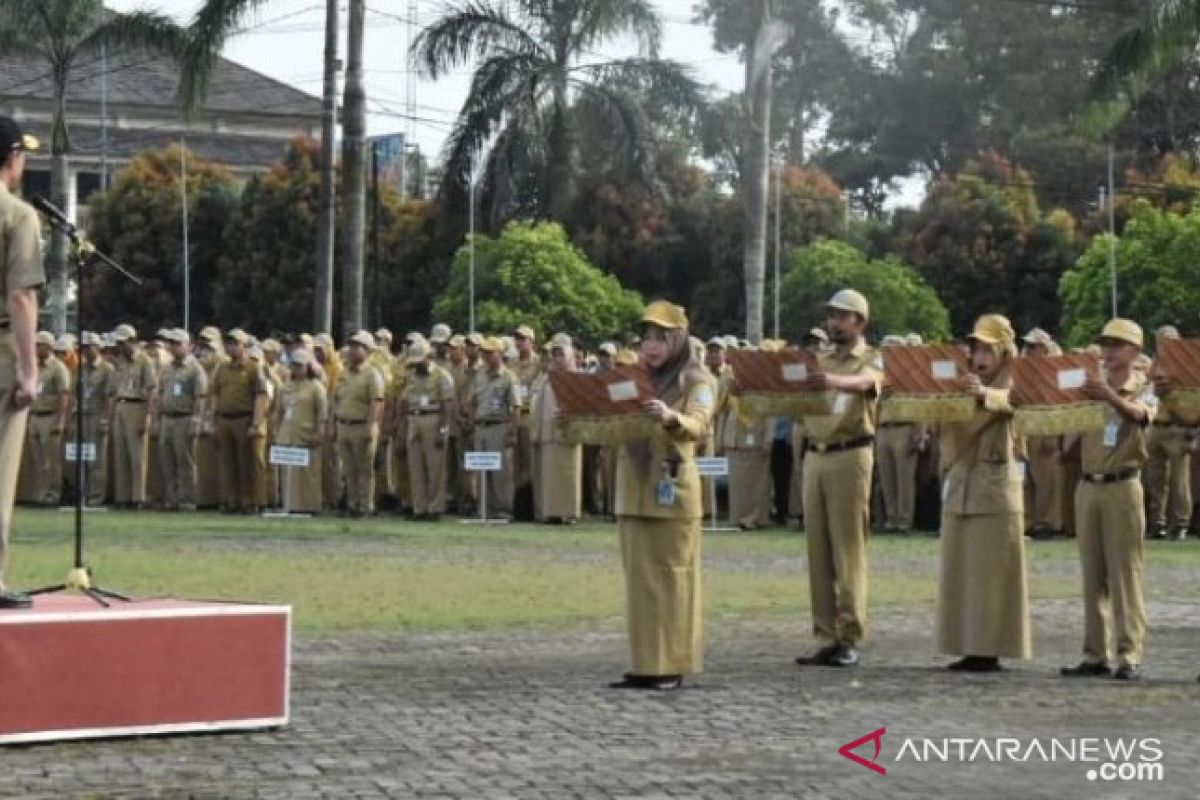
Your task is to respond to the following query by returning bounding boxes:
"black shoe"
[426,513,441,522]
[795,645,838,666]
[828,645,860,668]
[1147,523,1167,540]
[1113,664,1142,681]
[1171,525,1188,542]
[1060,660,1112,678]
[0,589,32,609]
[1028,524,1058,541]
[947,656,1001,673]
[607,673,683,691]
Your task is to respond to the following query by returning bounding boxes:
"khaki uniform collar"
[831,338,868,361]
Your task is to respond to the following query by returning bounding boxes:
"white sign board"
[695,457,730,477]
[931,360,958,380]
[465,451,503,472]
[269,446,312,468]
[781,363,808,383]
[606,380,639,403]
[1057,368,1086,391]
[64,443,98,463]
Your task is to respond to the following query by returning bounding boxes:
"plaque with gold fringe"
[550,367,659,445]
[726,349,829,419]
[881,344,976,423]
[1156,338,1200,424]
[1012,354,1106,436]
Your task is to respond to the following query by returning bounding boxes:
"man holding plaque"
[1146,325,1192,541]
[1061,319,1153,682]
[795,289,881,669]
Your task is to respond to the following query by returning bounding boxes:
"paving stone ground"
[3,539,1199,800]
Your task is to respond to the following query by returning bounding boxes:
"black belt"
[808,435,875,455]
[338,418,366,426]
[477,419,507,428]
[31,410,56,417]
[219,412,251,419]
[164,412,193,418]
[409,409,440,417]
[117,398,144,404]
[1152,421,1186,428]
[879,422,911,429]
[1082,468,1140,484]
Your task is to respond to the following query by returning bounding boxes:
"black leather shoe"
[1113,664,1142,681]
[795,645,838,666]
[1171,525,1188,542]
[829,645,860,668]
[948,656,1001,673]
[1060,661,1112,678]
[1147,523,1167,540]
[0,589,32,609]
[607,673,683,690]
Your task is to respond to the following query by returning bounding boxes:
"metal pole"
[371,139,380,329]
[1108,144,1118,317]
[773,157,782,341]
[100,42,108,191]
[468,165,476,333]
[181,137,190,331]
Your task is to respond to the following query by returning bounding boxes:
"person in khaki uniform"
[152,330,207,511]
[0,118,43,608]
[530,333,582,525]
[143,332,171,508]
[937,315,1031,672]
[209,328,269,514]
[588,342,620,519]
[73,333,114,506]
[275,348,327,514]
[1061,319,1154,682]
[333,331,386,517]
[876,335,924,533]
[26,331,70,505]
[468,337,517,519]
[609,301,714,691]
[1020,328,1067,539]
[314,333,345,509]
[370,329,397,508]
[719,374,772,531]
[194,328,225,508]
[511,325,541,515]
[109,324,157,509]
[794,290,881,669]
[398,339,455,520]
[1146,325,1192,541]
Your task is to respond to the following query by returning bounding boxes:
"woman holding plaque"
[609,301,715,691]
[937,314,1031,672]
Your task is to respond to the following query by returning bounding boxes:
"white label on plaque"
[695,457,729,477]
[464,451,503,472]
[64,443,97,463]
[781,363,808,382]
[931,360,957,380]
[270,446,311,468]
[833,392,851,415]
[1057,368,1086,390]
[607,380,638,403]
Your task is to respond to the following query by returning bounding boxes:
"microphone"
[30,195,79,238]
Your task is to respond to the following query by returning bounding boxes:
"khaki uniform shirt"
[804,340,882,444]
[512,354,541,412]
[212,357,268,415]
[159,356,209,416]
[1080,372,1155,475]
[530,372,571,444]
[471,367,516,423]
[334,364,385,422]
[401,364,455,415]
[0,182,45,330]
[940,385,1022,516]
[114,350,158,401]
[278,379,328,446]
[32,356,70,414]
[79,360,115,415]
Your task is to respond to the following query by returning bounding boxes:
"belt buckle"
[1088,473,1104,482]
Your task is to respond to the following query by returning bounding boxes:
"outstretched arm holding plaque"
[1012,353,1106,436]
[726,349,829,419]
[550,367,661,445]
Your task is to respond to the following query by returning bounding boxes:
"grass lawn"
[5,509,1196,635]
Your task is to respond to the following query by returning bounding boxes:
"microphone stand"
[27,216,142,607]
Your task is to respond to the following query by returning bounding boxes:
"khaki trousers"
[112,402,148,504]
[406,415,447,514]
[196,432,221,507]
[338,423,377,514]
[1027,436,1064,530]
[536,442,581,521]
[619,516,703,676]
[473,423,512,515]
[67,413,108,505]
[0,399,29,589]
[146,432,162,507]
[216,415,264,511]
[803,446,872,646]
[158,416,198,508]
[876,425,917,530]
[27,413,63,505]
[284,445,323,513]
[1075,479,1146,667]
[789,431,805,520]
[728,448,770,528]
[1145,426,1192,529]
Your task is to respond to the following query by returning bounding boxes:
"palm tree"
[0,0,186,334]
[1086,0,1200,134]
[413,0,704,227]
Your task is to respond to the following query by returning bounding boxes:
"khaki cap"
[35,331,55,346]
[1099,318,1144,348]
[967,314,1016,347]
[479,336,504,354]
[723,334,740,350]
[290,348,313,366]
[314,333,334,350]
[430,323,452,344]
[826,289,870,320]
[448,334,465,348]
[641,300,688,330]
[54,335,74,351]
[548,332,572,350]
[112,323,137,343]
[514,324,536,340]
[1022,327,1054,346]
[905,333,924,346]
[614,348,640,366]
[224,328,250,345]
[706,336,726,349]
[348,330,376,349]
[374,327,393,343]
[465,332,484,347]
[406,339,433,364]
[880,335,906,347]
[81,332,102,347]
[1155,325,1180,340]
[262,338,282,353]
[0,117,39,153]
[805,328,829,344]
[164,329,190,344]
[598,342,617,356]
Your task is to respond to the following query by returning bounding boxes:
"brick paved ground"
[3,536,1199,800]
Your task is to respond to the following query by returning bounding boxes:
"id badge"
[833,392,851,415]
[173,382,183,397]
[1103,422,1119,449]
[419,395,430,408]
[1017,461,1028,482]
[746,434,756,447]
[656,480,677,507]
[284,406,294,422]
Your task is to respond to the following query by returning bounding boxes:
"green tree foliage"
[84,145,237,333]
[1061,199,1200,347]
[894,157,1079,337]
[779,239,949,343]
[433,221,643,344]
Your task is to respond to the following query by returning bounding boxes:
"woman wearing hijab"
[936,314,1032,672]
[609,301,716,690]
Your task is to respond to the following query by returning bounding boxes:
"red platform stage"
[0,595,290,745]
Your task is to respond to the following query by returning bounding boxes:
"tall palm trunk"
[315,0,339,334]
[48,77,71,335]
[544,58,573,220]
[340,0,366,338]
[742,5,774,345]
